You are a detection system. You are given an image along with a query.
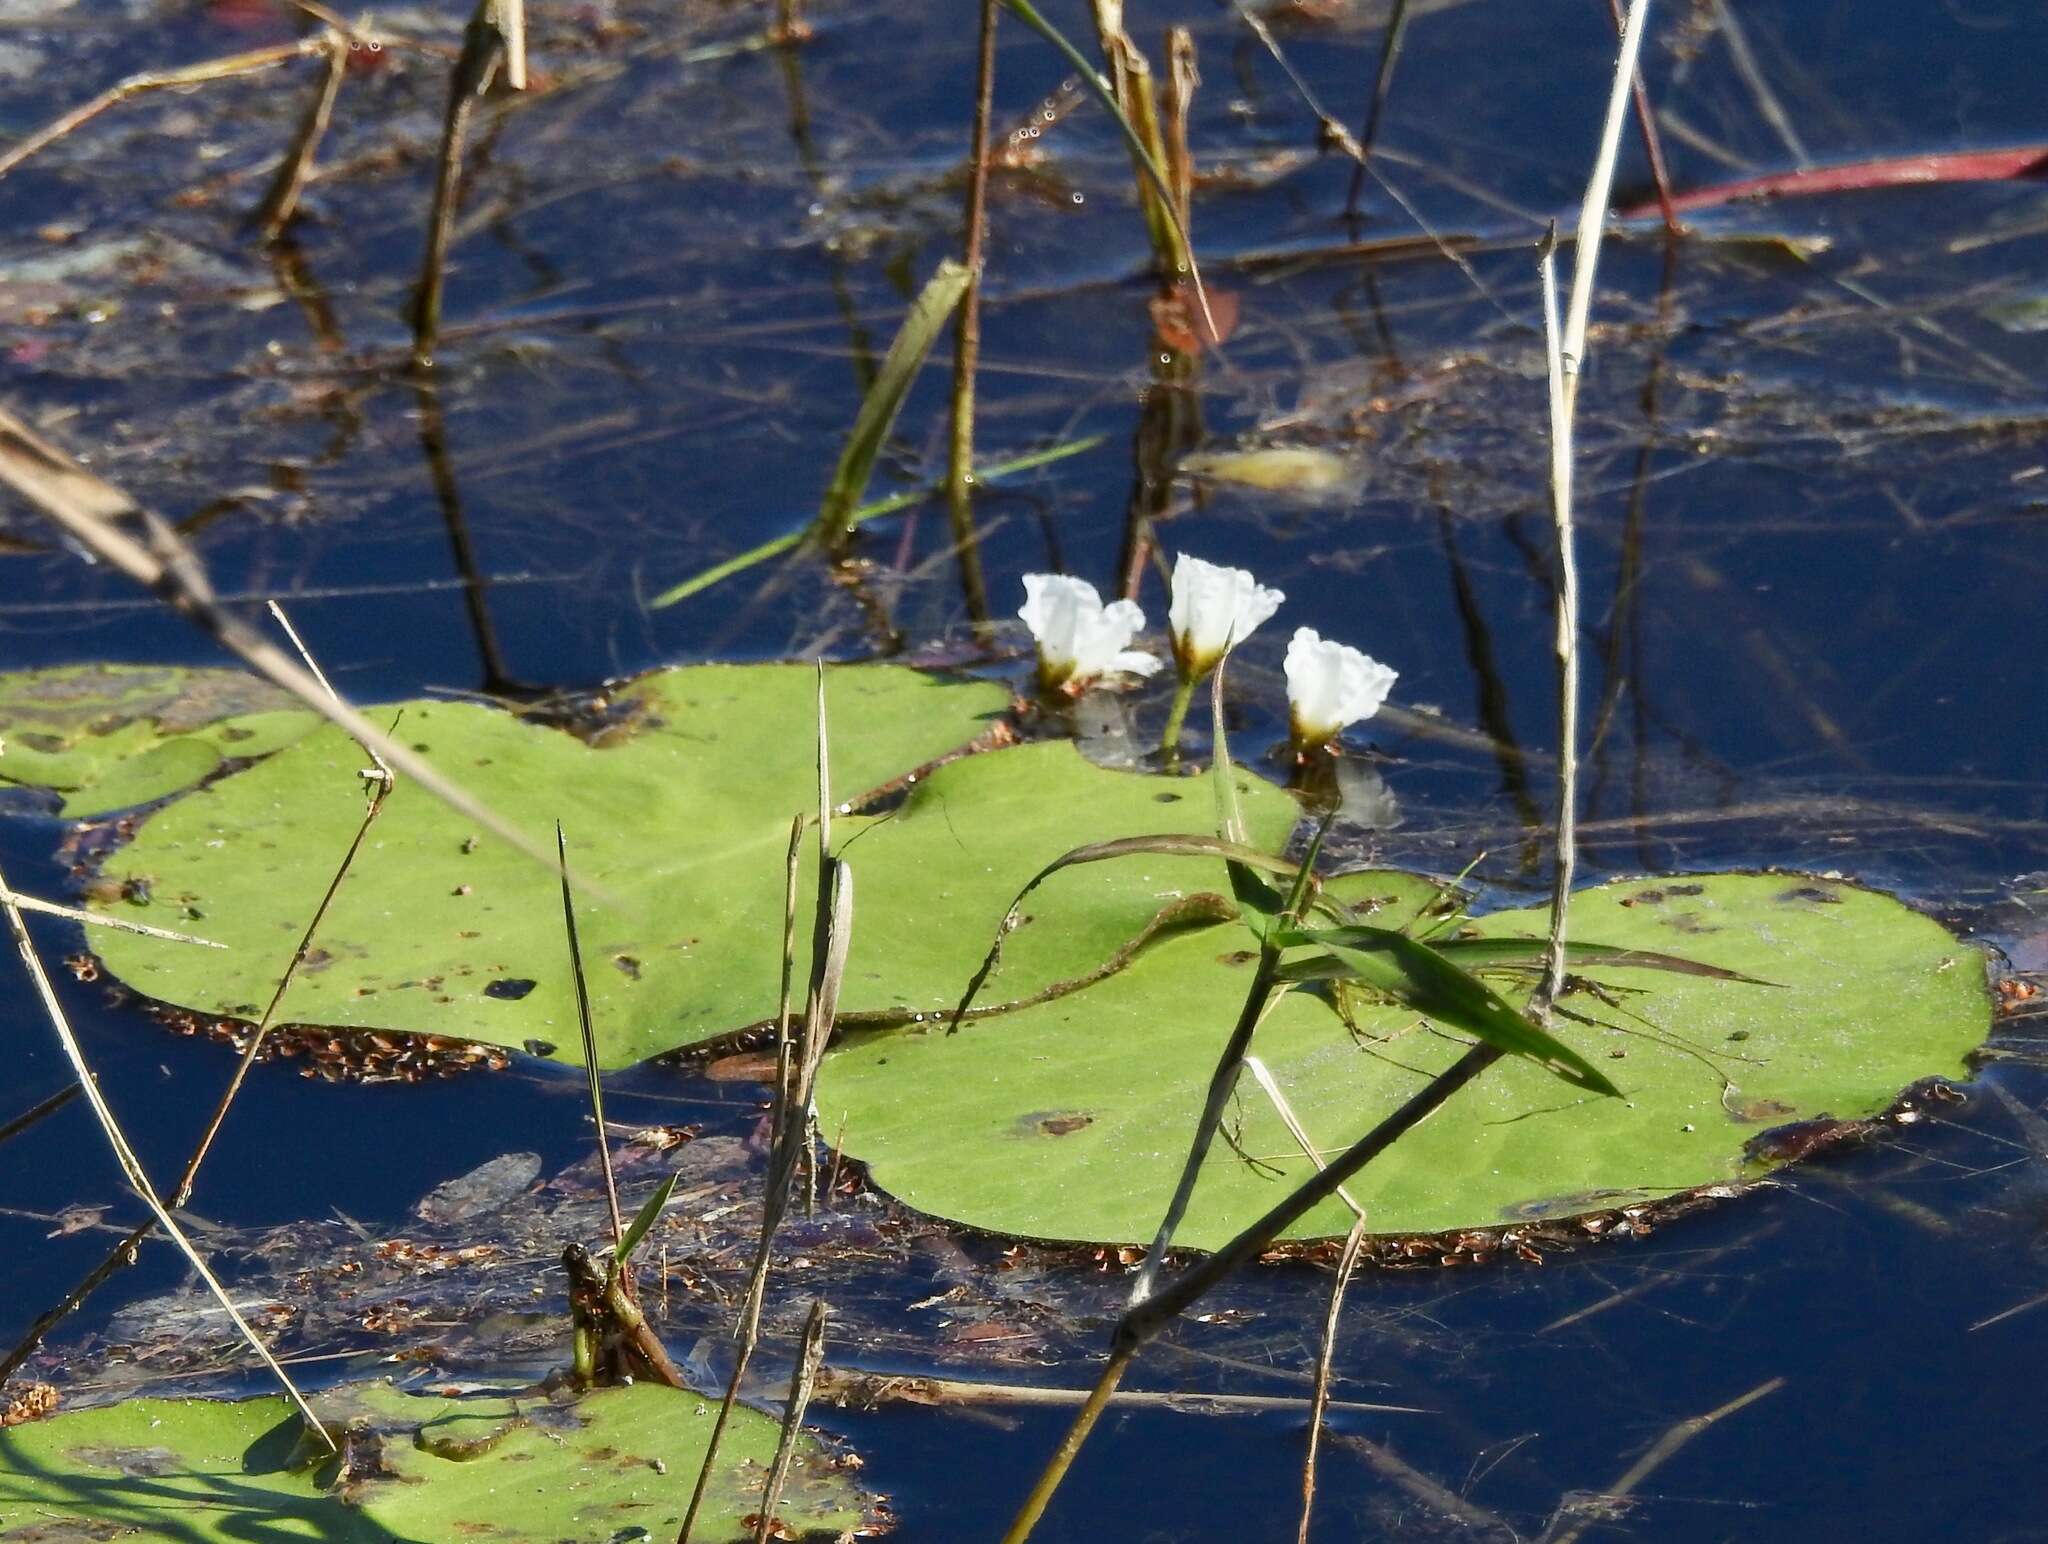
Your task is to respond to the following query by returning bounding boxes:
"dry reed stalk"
[0,857,334,1449]
[943,0,999,633]
[0,402,596,889]
[751,1301,829,1544]
[253,30,347,239]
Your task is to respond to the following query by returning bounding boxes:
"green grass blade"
[1279,934,1775,985]
[1276,924,1622,1097]
[647,437,1103,609]
[946,832,1304,1032]
[817,259,972,539]
[615,1171,679,1264]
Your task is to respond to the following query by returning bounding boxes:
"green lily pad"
[89,663,1296,1067]
[0,1394,373,1541]
[343,1382,869,1542]
[0,1383,870,1542]
[0,663,316,816]
[812,872,1990,1248]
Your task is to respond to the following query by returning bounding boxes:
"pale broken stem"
[1326,1431,1518,1540]
[0,889,223,948]
[0,857,334,1451]
[1240,1056,1370,1544]
[1602,0,1678,232]
[1535,230,1577,1019]
[267,599,392,781]
[497,0,528,89]
[253,31,347,240]
[1244,1056,1364,1218]
[0,40,320,181]
[1540,1376,1786,1544]
[1300,1218,1370,1544]
[171,602,394,1211]
[752,1301,829,1544]
[559,823,624,1254]
[0,402,598,895]
[679,821,803,1544]
[169,756,390,1209]
[1560,0,1653,416]
[1538,0,1643,1014]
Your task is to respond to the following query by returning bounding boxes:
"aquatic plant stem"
[999,1344,1137,1544]
[944,0,999,634]
[1157,674,1198,764]
[1008,1042,1504,1541]
[3,615,396,1382]
[1300,1216,1370,1544]
[1242,1055,1369,1544]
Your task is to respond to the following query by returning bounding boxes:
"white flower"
[1019,574,1162,691]
[1285,627,1397,748]
[1167,555,1285,679]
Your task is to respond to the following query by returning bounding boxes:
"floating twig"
[1540,1375,1787,1544]
[0,40,322,181]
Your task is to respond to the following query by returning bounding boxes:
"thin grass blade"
[616,1172,679,1265]
[1279,934,1773,985]
[815,260,972,542]
[1274,924,1621,1096]
[945,833,1302,1031]
[648,438,1102,608]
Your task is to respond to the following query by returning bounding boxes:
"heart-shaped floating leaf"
[812,872,1990,1247]
[0,663,315,816]
[88,663,1297,1067]
[0,1383,871,1542]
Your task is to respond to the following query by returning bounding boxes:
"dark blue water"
[4,0,2048,1536]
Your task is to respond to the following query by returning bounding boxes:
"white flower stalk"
[1284,627,1398,751]
[1019,574,1162,692]
[1167,555,1285,681]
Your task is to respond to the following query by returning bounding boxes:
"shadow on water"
[3,0,2048,1537]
